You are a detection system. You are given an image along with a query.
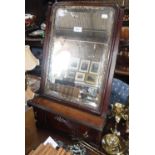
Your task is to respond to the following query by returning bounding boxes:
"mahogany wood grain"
[31,97,105,130]
[28,96,105,145]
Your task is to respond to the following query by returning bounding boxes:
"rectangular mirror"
[41,2,121,114]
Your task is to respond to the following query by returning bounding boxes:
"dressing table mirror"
[29,1,123,146]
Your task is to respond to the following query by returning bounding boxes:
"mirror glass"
[44,6,115,111]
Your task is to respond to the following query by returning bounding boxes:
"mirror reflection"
[44,6,115,110]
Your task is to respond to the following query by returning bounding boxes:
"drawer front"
[35,108,102,146]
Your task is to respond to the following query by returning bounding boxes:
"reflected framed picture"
[85,74,98,85]
[65,71,76,80]
[75,72,85,82]
[89,61,100,74]
[69,57,80,70]
[79,60,90,72]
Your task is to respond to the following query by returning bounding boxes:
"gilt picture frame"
[89,61,100,75]
[85,73,98,85]
[69,57,80,70]
[75,72,85,82]
[79,60,90,73]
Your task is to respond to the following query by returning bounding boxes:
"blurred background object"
[25,45,40,101]
[25,45,39,71]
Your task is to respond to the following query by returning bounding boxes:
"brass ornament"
[102,133,127,155]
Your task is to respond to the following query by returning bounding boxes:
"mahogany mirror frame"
[40,1,123,116]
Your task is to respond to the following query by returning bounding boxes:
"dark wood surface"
[25,0,52,25]
[114,7,129,83]
[32,97,104,128]
[25,107,107,155]
[25,37,44,47]
[28,96,105,146]
[25,106,129,155]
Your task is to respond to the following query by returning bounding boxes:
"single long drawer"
[34,107,103,146]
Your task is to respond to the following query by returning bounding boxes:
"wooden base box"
[28,97,106,147]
